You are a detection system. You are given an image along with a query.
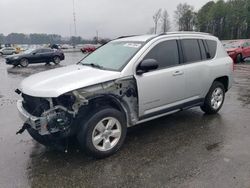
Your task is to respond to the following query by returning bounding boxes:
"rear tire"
[20,58,29,67]
[201,81,225,114]
[77,107,127,159]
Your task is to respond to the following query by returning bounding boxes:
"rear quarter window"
[206,40,217,59]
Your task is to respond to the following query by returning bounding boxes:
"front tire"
[201,81,225,114]
[53,56,61,65]
[20,58,29,67]
[77,107,127,158]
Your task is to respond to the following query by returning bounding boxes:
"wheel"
[200,81,225,114]
[53,56,61,64]
[77,107,127,158]
[236,53,242,64]
[20,58,29,67]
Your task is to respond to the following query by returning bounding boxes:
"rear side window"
[181,39,202,63]
[198,40,207,60]
[206,40,217,59]
[144,40,179,69]
[42,49,53,53]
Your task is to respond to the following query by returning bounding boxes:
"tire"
[77,107,127,158]
[236,53,242,64]
[20,58,29,67]
[200,81,225,114]
[53,56,61,64]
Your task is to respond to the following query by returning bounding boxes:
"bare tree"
[175,3,196,31]
[153,9,162,34]
[161,9,171,32]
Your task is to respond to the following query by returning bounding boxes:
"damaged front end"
[16,76,139,138]
[16,93,80,136]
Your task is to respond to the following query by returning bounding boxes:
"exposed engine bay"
[17,76,139,137]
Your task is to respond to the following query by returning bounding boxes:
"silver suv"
[16,32,233,158]
[0,47,17,55]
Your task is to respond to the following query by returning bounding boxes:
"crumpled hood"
[20,64,121,97]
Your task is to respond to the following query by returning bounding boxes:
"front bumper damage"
[16,100,75,136]
[17,100,47,134]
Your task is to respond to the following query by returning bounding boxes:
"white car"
[0,47,17,55]
[16,32,233,158]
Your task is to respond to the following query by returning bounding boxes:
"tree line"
[152,0,250,40]
[0,33,109,45]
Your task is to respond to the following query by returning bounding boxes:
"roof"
[114,32,214,42]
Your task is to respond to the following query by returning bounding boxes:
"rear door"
[135,39,186,118]
[5,48,13,55]
[40,49,54,62]
[179,38,212,100]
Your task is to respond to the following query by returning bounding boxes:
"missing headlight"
[55,94,76,109]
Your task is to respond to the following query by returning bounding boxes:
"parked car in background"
[61,44,74,49]
[81,44,101,53]
[5,48,64,67]
[16,32,233,158]
[0,47,17,56]
[223,40,250,63]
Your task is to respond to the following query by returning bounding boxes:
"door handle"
[173,70,184,76]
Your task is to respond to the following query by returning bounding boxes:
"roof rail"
[158,31,212,36]
[116,35,138,39]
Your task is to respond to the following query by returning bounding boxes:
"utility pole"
[96,30,99,44]
[72,0,77,36]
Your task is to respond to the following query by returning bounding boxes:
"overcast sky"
[0,0,209,39]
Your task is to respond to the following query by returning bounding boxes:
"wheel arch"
[214,76,229,92]
[77,94,131,127]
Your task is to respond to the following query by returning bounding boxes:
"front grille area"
[22,94,50,116]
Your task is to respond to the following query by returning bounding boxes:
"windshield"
[223,41,242,49]
[23,49,35,54]
[80,41,144,71]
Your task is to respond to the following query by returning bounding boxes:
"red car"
[81,44,99,53]
[223,40,250,63]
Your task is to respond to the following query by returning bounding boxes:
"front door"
[135,39,186,118]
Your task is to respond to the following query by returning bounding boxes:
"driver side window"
[143,40,179,69]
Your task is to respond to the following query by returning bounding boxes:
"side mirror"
[136,59,158,75]
[32,52,37,55]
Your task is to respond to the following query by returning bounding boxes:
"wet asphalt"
[0,53,250,188]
